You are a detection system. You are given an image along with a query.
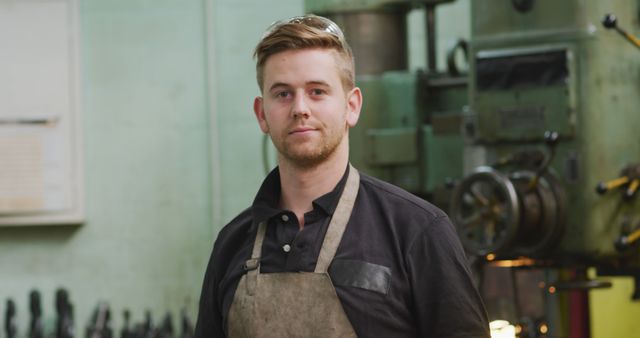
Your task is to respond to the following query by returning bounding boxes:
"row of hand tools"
[3,289,194,338]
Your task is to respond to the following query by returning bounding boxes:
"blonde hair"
[253,16,355,93]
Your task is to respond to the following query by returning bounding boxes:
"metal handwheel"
[451,166,566,257]
[450,167,520,256]
[508,170,564,256]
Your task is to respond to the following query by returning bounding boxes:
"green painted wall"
[0,0,213,334]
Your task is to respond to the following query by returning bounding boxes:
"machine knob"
[614,227,640,252]
[602,14,617,29]
[596,182,608,194]
[601,13,640,50]
[544,130,559,146]
[615,236,630,252]
[444,177,457,190]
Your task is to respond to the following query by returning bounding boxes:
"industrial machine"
[304,0,640,337]
[448,2,640,336]
[451,0,640,266]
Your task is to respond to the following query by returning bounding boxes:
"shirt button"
[281,214,289,222]
[282,244,291,253]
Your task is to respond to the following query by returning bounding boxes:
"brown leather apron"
[227,165,360,338]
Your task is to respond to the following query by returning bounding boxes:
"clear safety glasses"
[261,14,346,42]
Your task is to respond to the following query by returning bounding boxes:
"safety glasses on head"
[261,14,346,42]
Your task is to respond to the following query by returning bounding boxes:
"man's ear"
[253,96,269,133]
[346,87,362,128]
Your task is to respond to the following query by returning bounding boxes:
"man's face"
[254,48,361,168]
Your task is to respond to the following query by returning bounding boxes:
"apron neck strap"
[314,164,359,273]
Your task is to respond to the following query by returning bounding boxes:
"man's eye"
[276,91,291,98]
[311,88,325,95]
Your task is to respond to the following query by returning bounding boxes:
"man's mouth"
[289,127,317,135]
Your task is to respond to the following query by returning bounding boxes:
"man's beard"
[271,126,346,169]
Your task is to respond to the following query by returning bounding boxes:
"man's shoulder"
[214,207,254,249]
[354,171,465,261]
[358,172,447,221]
[225,206,253,228]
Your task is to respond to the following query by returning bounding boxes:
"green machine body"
[449,0,640,265]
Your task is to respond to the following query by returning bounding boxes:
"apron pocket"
[329,259,391,295]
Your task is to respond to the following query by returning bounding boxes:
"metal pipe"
[426,5,437,72]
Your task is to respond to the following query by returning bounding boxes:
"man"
[195,15,489,338]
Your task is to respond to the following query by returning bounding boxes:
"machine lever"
[528,131,559,190]
[625,179,640,199]
[595,163,640,199]
[446,39,469,76]
[596,176,630,194]
[602,14,640,50]
[548,279,612,292]
[615,227,640,252]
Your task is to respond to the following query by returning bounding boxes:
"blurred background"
[1,1,639,337]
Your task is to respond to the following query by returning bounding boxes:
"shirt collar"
[251,165,350,226]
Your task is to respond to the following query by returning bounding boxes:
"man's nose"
[291,92,310,118]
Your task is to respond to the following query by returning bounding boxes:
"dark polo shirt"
[195,166,489,338]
